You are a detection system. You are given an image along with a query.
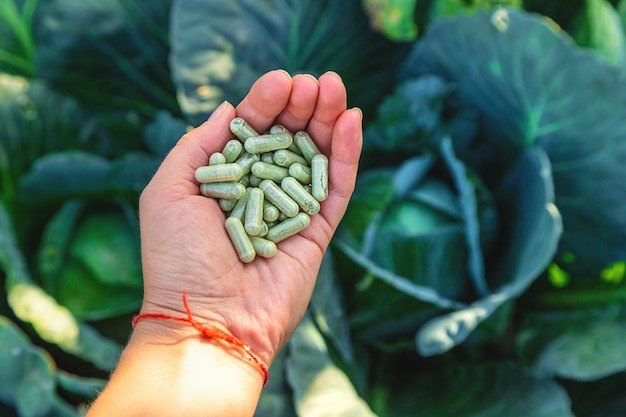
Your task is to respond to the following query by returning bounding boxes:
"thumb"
[148,101,237,196]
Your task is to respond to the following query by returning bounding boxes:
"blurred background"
[2,0,626,416]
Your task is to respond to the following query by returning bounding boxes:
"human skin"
[85,70,363,417]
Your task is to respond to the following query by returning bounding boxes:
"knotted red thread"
[132,291,269,385]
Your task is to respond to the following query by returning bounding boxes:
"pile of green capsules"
[194,117,328,263]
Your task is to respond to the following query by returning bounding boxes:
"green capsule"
[238,174,250,187]
[270,124,290,135]
[259,179,299,218]
[209,152,226,165]
[230,117,259,141]
[262,201,280,222]
[249,236,277,258]
[260,152,274,164]
[258,221,269,237]
[225,217,256,263]
[219,198,237,212]
[235,151,260,175]
[288,163,312,184]
[244,188,264,236]
[251,161,289,182]
[244,132,293,154]
[200,182,246,199]
[249,174,262,187]
[270,125,301,155]
[195,163,244,184]
[281,177,320,215]
[294,131,320,163]
[273,149,307,167]
[222,139,243,162]
[311,153,329,202]
[229,190,248,221]
[266,213,311,243]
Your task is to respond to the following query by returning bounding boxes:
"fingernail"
[208,100,229,121]
[353,107,363,120]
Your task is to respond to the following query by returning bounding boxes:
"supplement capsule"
[238,175,250,187]
[209,152,226,165]
[294,131,321,163]
[270,124,301,155]
[262,201,280,222]
[244,188,264,236]
[251,161,289,182]
[200,182,246,199]
[229,190,248,221]
[260,152,274,164]
[311,153,329,202]
[225,217,256,263]
[273,149,307,167]
[258,221,269,237]
[195,163,244,183]
[249,174,262,187]
[266,212,311,243]
[244,132,293,154]
[235,151,260,175]
[259,179,299,218]
[249,236,277,258]
[281,177,320,215]
[230,117,259,141]
[288,163,312,184]
[222,139,243,162]
[219,198,237,212]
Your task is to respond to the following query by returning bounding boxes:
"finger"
[318,107,363,229]
[283,107,362,255]
[275,73,319,132]
[147,100,237,196]
[235,69,293,133]
[305,72,347,156]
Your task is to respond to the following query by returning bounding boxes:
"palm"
[138,70,361,366]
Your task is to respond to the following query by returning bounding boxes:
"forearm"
[86,320,264,417]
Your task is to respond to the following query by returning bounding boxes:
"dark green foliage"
[2,0,626,415]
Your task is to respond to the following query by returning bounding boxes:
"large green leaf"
[371,360,573,417]
[169,0,409,125]
[0,0,37,76]
[17,150,159,205]
[143,110,188,158]
[571,0,626,66]
[34,0,179,152]
[0,316,56,417]
[255,349,297,417]
[518,303,626,381]
[416,147,562,355]
[285,314,378,417]
[310,252,354,363]
[0,201,122,370]
[362,76,454,169]
[401,8,626,275]
[36,199,143,319]
[0,75,96,202]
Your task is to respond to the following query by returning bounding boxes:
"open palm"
[136,70,362,367]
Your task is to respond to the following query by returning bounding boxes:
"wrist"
[87,319,264,417]
[133,291,270,385]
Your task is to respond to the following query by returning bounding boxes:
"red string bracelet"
[131,291,269,386]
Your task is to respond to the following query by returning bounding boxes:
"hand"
[137,70,362,373]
